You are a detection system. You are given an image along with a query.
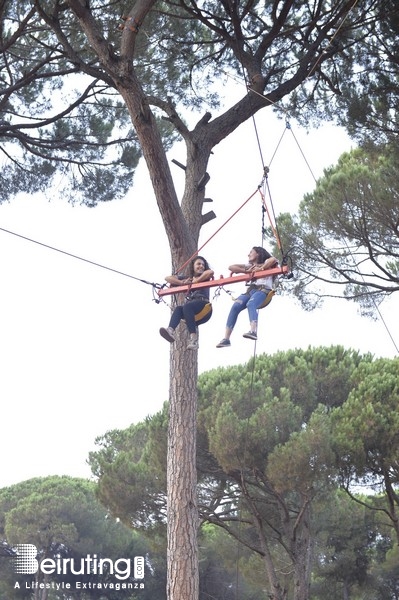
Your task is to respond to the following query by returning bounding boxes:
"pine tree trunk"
[167,335,199,600]
[107,55,204,600]
[292,505,313,600]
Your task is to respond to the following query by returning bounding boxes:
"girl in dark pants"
[160,256,214,350]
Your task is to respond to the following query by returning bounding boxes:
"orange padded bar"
[157,265,289,297]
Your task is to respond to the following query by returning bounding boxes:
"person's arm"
[228,263,249,274]
[165,269,214,286]
[165,274,190,285]
[192,269,214,283]
[250,256,278,272]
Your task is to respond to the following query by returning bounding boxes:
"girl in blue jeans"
[216,247,277,347]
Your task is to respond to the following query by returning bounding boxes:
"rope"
[267,121,289,168]
[259,172,284,257]
[174,187,260,275]
[234,334,259,600]
[373,302,399,354]
[0,226,163,290]
[287,124,318,182]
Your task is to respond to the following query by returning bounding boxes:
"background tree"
[0,476,146,600]
[1,2,391,599]
[198,523,263,600]
[371,544,399,600]
[91,346,371,600]
[2,1,385,206]
[311,490,378,600]
[330,358,399,545]
[287,0,399,145]
[270,144,399,313]
[325,1,399,145]
[89,410,168,530]
[0,1,151,205]
[267,2,399,312]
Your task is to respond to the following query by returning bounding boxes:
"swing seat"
[194,302,212,322]
[234,289,275,309]
[259,289,275,309]
[181,302,213,325]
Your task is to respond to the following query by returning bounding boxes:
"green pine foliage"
[269,144,399,312]
[88,346,398,599]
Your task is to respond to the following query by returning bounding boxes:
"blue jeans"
[169,300,212,334]
[226,289,268,330]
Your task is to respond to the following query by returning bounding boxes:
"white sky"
[1,109,398,489]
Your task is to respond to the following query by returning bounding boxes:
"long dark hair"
[188,255,210,277]
[252,246,271,264]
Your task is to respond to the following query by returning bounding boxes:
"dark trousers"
[169,300,212,334]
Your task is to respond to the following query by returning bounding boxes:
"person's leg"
[159,305,184,343]
[182,300,207,349]
[217,295,248,347]
[169,305,184,330]
[244,290,267,337]
[185,304,212,350]
[182,300,205,334]
[226,294,248,335]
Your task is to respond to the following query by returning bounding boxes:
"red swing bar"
[157,265,289,297]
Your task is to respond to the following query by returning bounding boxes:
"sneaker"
[243,331,257,340]
[216,338,231,348]
[187,339,199,350]
[159,327,175,343]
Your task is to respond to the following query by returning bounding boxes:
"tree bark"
[167,335,199,600]
[292,506,313,600]
[111,64,201,600]
[116,78,201,600]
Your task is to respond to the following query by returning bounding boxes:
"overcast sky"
[1,110,397,489]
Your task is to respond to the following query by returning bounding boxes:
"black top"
[176,274,210,302]
[187,288,210,302]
